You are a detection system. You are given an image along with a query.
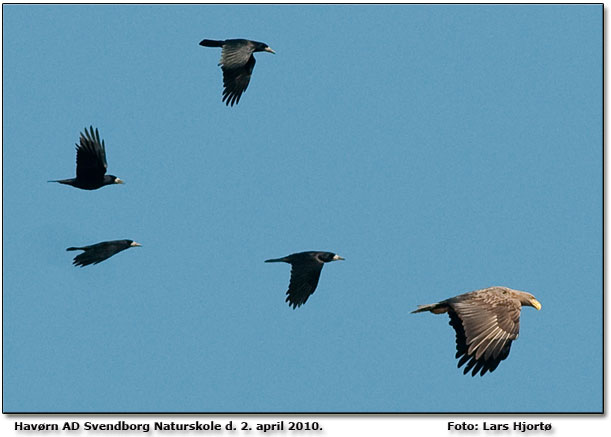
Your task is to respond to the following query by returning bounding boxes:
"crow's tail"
[199,39,224,47]
[264,257,286,263]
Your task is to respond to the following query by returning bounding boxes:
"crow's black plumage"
[199,38,275,106]
[49,126,123,190]
[265,251,344,309]
[67,239,141,267]
[412,287,541,376]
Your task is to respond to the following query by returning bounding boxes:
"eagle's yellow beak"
[530,298,542,310]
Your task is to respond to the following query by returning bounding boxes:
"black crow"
[49,126,123,190]
[67,239,141,267]
[265,251,344,309]
[199,38,275,106]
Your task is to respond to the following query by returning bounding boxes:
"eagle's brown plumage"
[412,286,541,376]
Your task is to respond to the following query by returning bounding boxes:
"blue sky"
[2,4,602,413]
